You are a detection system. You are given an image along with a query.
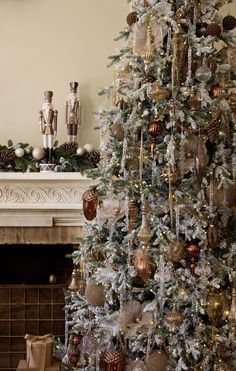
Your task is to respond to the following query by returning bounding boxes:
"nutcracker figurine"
[39,90,57,169]
[65,82,81,143]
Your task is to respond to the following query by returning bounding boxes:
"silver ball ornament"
[32,147,45,161]
[15,148,25,158]
[195,65,212,82]
[83,143,95,153]
[76,147,86,157]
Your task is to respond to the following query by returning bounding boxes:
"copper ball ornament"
[205,23,222,37]
[223,15,236,31]
[145,350,169,371]
[85,280,105,307]
[100,348,126,371]
[147,119,162,138]
[126,11,138,26]
[186,242,200,258]
[82,188,98,221]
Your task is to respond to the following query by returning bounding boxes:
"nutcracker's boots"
[48,148,53,164]
[44,148,49,163]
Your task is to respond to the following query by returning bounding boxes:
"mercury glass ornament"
[195,65,212,82]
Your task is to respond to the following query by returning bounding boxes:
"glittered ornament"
[223,15,236,31]
[205,23,222,37]
[165,239,186,263]
[110,123,124,142]
[126,11,138,27]
[100,348,126,371]
[165,304,184,331]
[82,188,98,221]
[85,280,105,307]
[195,65,212,82]
[210,84,225,98]
[206,116,221,143]
[144,350,169,371]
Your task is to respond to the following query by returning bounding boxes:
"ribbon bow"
[25,334,54,371]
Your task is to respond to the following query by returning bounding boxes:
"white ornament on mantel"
[32,147,45,160]
[76,147,86,157]
[15,148,25,158]
[83,143,95,153]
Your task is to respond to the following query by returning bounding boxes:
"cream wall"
[0,0,129,148]
[0,1,235,149]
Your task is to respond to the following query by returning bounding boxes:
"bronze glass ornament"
[137,202,152,248]
[82,188,98,221]
[135,248,153,281]
[147,117,162,158]
[186,242,200,275]
[100,349,126,371]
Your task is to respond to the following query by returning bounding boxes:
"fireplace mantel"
[0,172,93,228]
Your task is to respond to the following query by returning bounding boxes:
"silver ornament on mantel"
[195,65,212,82]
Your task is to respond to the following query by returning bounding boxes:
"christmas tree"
[62,0,236,369]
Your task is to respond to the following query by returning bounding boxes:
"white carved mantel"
[0,172,93,228]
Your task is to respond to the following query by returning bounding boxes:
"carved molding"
[0,185,82,205]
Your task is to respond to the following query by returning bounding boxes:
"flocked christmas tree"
[62,0,236,370]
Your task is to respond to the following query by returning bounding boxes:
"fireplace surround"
[0,172,91,370]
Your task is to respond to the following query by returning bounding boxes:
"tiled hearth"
[0,172,92,370]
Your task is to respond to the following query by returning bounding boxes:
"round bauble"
[100,349,126,371]
[49,274,57,284]
[205,23,221,37]
[32,147,45,161]
[145,350,169,371]
[147,119,162,138]
[186,242,200,258]
[25,146,31,154]
[195,65,212,82]
[110,123,124,142]
[206,180,236,207]
[223,15,236,31]
[83,143,95,153]
[15,147,25,158]
[126,11,138,27]
[76,147,86,157]
[85,280,105,307]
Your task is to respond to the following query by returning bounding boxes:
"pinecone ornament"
[59,142,79,154]
[126,11,138,27]
[141,74,156,85]
[100,349,126,371]
[0,149,15,167]
[205,23,222,37]
[206,117,221,143]
[84,151,100,167]
[223,15,236,31]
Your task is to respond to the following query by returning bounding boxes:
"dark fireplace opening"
[0,244,74,285]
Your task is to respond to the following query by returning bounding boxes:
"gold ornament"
[100,349,126,371]
[85,280,105,307]
[144,350,169,371]
[147,81,170,102]
[135,248,153,281]
[49,274,57,284]
[228,287,236,325]
[165,239,186,263]
[165,304,184,331]
[161,165,179,183]
[137,202,151,247]
[82,188,98,221]
[205,292,224,325]
[68,268,80,297]
[128,198,138,233]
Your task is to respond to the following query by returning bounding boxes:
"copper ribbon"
[25,333,54,371]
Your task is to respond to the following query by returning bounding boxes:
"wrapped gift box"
[25,334,54,371]
[17,360,60,371]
